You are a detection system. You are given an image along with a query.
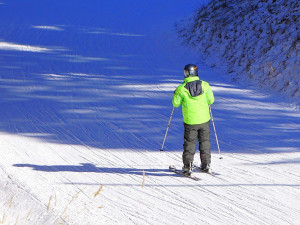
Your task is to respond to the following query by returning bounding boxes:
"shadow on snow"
[0,1,299,156]
[13,163,172,177]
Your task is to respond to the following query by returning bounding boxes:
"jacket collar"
[183,76,199,83]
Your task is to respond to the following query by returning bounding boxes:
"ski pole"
[209,106,223,159]
[160,107,175,151]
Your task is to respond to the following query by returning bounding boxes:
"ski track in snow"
[0,0,300,224]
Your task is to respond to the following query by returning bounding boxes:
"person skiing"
[172,64,215,175]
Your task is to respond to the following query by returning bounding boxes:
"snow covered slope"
[0,0,300,224]
[176,0,300,102]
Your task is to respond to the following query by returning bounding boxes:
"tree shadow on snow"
[0,1,299,156]
[0,19,184,151]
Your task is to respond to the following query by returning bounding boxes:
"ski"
[169,165,201,181]
[192,165,220,176]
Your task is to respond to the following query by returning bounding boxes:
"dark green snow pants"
[183,121,211,166]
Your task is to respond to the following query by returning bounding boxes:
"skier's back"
[172,64,214,175]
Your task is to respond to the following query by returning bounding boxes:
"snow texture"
[176,0,300,102]
[0,166,62,224]
[0,0,300,224]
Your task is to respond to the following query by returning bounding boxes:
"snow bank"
[176,0,299,102]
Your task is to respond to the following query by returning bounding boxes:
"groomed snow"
[0,0,299,224]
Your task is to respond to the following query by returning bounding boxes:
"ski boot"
[182,162,193,175]
[200,164,211,173]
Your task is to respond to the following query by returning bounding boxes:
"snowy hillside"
[0,0,300,225]
[176,0,300,102]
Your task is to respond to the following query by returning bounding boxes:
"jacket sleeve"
[205,83,214,105]
[172,87,182,107]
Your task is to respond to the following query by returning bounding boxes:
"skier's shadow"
[13,163,173,177]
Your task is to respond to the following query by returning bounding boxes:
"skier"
[172,64,215,175]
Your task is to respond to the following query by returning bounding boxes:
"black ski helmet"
[184,64,198,78]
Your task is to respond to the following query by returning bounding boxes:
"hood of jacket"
[183,76,203,98]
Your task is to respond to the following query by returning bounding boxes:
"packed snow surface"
[0,0,299,224]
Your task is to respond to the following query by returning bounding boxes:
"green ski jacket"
[172,76,214,125]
